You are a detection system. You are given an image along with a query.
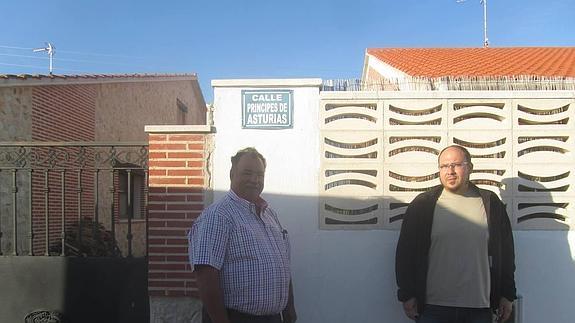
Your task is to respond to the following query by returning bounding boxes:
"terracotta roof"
[367,47,575,78]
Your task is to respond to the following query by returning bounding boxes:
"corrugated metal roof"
[366,47,575,78]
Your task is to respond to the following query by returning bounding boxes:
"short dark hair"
[231,147,267,170]
[438,145,472,164]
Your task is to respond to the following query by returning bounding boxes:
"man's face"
[230,154,265,202]
[438,147,472,194]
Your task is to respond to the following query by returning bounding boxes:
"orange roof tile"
[367,47,575,78]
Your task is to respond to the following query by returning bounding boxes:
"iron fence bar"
[144,169,149,257]
[28,169,33,255]
[44,170,50,256]
[93,169,99,243]
[0,170,3,255]
[127,170,133,257]
[109,169,116,256]
[12,169,18,255]
[77,170,82,246]
[60,170,66,256]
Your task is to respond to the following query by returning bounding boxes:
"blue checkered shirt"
[189,190,291,315]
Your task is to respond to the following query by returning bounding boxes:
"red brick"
[150,177,187,185]
[148,280,184,288]
[168,134,204,141]
[148,229,187,237]
[149,187,167,194]
[148,272,166,279]
[167,187,203,194]
[187,161,204,168]
[166,255,189,262]
[148,194,187,202]
[149,152,166,159]
[149,134,167,141]
[166,272,195,279]
[149,262,188,270]
[187,178,204,186]
[186,195,204,202]
[166,238,188,245]
[168,152,204,159]
[165,220,193,227]
[148,220,166,227]
[149,160,187,168]
[149,255,166,262]
[149,169,167,176]
[167,169,203,177]
[167,203,203,211]
[147,204,166,211]
[148,240,166,246]
[149,143,187,151]
[148,212,187,219]
[187,144,204,150]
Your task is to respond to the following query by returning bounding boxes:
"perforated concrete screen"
[319,93,575,230]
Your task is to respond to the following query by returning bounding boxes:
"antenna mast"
[33,42,55,74]
[457,0,489,47]
[482,0,488,47]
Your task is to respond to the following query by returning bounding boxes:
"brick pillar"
[145,125,212,301]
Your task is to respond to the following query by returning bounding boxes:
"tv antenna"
[457,0,489,47]
[33,42,55,74]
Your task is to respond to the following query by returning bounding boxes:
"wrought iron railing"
[0,142,148,257]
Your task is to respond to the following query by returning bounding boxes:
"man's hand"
[497,297,513,322]
[282,304,297,323]
[402,297,418,321]
[282,281,297,323]
[195,265,230,323]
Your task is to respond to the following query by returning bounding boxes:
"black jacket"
[395,184,517,313]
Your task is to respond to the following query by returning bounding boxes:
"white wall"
[211,79,575,323]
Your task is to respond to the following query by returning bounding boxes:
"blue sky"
[1,0,574,102]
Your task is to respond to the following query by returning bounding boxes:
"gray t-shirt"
[426,188,490,308]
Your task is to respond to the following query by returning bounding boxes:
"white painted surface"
[211,79,575,323]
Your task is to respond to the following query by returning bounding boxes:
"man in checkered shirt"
[189,147,296,323]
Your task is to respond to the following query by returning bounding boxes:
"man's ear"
[229,168,233,180]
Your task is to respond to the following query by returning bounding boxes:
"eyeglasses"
[438,162,468,170]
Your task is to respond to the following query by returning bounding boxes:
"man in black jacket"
[396,145,516,322]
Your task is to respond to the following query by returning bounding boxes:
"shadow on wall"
[196,181,574,323]
[0,184,573,323]
[498,177,574,323]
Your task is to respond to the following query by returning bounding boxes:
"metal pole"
[110,170,116,256]
[44,170,50,256]
[482,0,489,47]
[28,169,33,255]
[127,170,133,257]
[61,170,66,256]
[12,170,18,255]
[0,170,3,256]
[94,169,99,242]
[77,170,82,246]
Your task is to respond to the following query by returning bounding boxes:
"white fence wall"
[211,80,575,323]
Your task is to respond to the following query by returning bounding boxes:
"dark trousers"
[417,304,493,323]
[202,307,282,323]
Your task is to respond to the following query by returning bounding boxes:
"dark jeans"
[202,307,282,323]
[417,304,493,323]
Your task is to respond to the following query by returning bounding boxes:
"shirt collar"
[228,189,268,214]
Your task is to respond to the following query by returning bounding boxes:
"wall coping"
[320,90,575,100]
[211,78,323,88]
[145,125,214,134]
